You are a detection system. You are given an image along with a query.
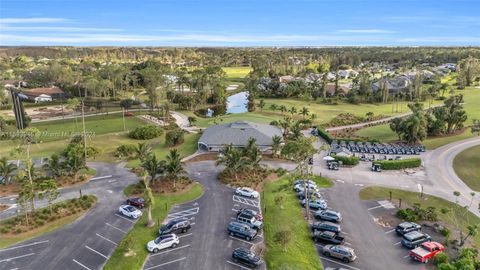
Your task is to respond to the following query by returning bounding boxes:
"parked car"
[322,245,357,263]
[159,218,191,235]
[297,191,322,201]
[294,183,318,193]
[312,230,345,245]
[301,198,327,210]
[237,212,263,230]
[227,222,257,241]
[410,241,445,263]
[293,179,317,187]
[395,222,421,235]
[237,208,263,221]
[235,187,259,199]
[126,197,145,208]
[315,210,342,222]
[146,234,179,253]
[118,205,142,219]
[311,222,341,234]
[232,247,264,268]
[401,231,431,249]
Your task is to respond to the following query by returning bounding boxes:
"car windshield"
[126,206,135,212]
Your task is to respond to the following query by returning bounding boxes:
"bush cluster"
[114,144,136,158]
[128,125,163,140]
[165,129,185,147]
[396,204,438,222]
[374,158,421,170]
[332,154,359,166]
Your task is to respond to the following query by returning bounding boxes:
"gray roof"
[198,121,283,147]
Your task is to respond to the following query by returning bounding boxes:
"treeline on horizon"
[1,47,480,68]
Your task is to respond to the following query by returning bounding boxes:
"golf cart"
[328,161,339,170]
[371,163,382,172]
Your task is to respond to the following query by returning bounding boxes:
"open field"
[103,183,204,270]
[222,66,252,79]
[262,175,332,270]
[359,186,480,246]
[453,145,480,191]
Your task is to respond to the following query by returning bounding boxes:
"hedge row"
[374,158,422,170]
[332,155,359,166]
[316,128,333,143]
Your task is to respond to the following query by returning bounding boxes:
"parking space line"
[319,256,362,270]
[345,242,353,246]
[403,254,410,259]
[85,245,108,259]
[0,240,48,252]
[315,243,324,248]
[394,241,401,246]
[96,233,117,245]
[114,214,135,223]
[367,205,382,211]
[106,222,127,233]
[385,229,395,234]
[150,245,191,257]
[167,207,200,219]
[144,257,187,270]
[178,233,193,239]
[228,236,254,245]
[226,260,252,270]
[73,259,93,270]
[232,195,259,208]
[0,253,35,263]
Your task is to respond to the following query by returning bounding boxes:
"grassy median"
[103,183,204,270]
[453,145,480,191]
[262,175,332,270]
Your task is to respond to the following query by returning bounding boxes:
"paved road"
[171,111,199,134]
[143,161,266,270]
[0,162,139,270]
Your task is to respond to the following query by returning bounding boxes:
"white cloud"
[0,17,66,24]
[1,26,122,32]
[337,29,395,34]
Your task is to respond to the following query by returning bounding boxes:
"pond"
[226,91,248,114]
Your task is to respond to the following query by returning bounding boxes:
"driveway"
[0,162,139,270]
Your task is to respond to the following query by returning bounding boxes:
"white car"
[235,187,259,199]
[118,205,142,219]
[146,234,180,253]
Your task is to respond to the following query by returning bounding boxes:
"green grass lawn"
[262,174,332,270]
[222,66,252,79]
[103,183,204,270]
[453,145,480,191]
[359,187,480,247]
[181,110,282,128]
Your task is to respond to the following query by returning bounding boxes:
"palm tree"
[279,105,287,115]
[270,104,278,112]
[43,154,62,178]
[141,154,165,182]
[142,173,155,227]
[135,143,152,162]
[288,106,297,116]
[300,107,309,119]
[216,144,247,180]
[290,122,302,140]
[279,117,292,138]
[271,135,282,158]
[461,224,478,246]
[0,157,17,185]
[165,149,185,188]
[66,98,80,131]
[258,100,266,111]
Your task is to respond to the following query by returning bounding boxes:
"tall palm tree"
[0,157,17,185]
[279,117,292,138]
[288,106,297,116]
[142,173,155,227]
[216,144,247,180]
[135,143,152,162]
[270,104,278,112]
[165,149,185,188]
[279,105,287,115]
[300,107,309,119]
[141,154,165,182]
[290,122,303,140]
[271,135,282,158]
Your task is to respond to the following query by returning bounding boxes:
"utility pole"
[81,99,87,160]
[122,107,126,131]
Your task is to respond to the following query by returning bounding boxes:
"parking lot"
[143,161,266,270]
[314,183,428,270]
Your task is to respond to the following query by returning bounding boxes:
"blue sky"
[0,0,479,46]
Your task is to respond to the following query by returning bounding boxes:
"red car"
[126,197,145,208]
[409,241,445,263]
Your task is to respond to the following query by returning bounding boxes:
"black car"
[232,247,263,268]
[126,197,145,208]
[159,218,191,235]
[228,222,257,241]
[311,222,341,234]
[395,222,421,235]
[401,231,431,249]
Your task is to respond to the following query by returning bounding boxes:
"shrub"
[114,144,136,158]
[165,129,185,147]
[396,208,418,222]
[314,127,333,143]
[128,125,163,140]
[434,252,449,265]
[331,155,359,166]
[374,158,422,170]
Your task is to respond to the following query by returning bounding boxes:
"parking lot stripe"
[144,257,187,270]
[345,242,353,246]
[394,241,401,246]
[90,175,113,181]
[0,253,35,263]
[232,195,259,208]
[73,259,93,270]
[0,240,49,252]
[228,236,254,245]
[226,260,252,270]
[85,245,108,259]
[385,229,395,234]
[167,207,200,219]
[150,245,191,257]
[178,233,193,239]
[315,243,325,248]
[367,205,383,211]
[319,256,362,270]
[403,254,410,259]
[96,233,117,245]
[106,222,127,233]
[114,213,135,223]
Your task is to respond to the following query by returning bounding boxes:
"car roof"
[230,221,250,228]
[404,231,425,239]
[234,247,251,253]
